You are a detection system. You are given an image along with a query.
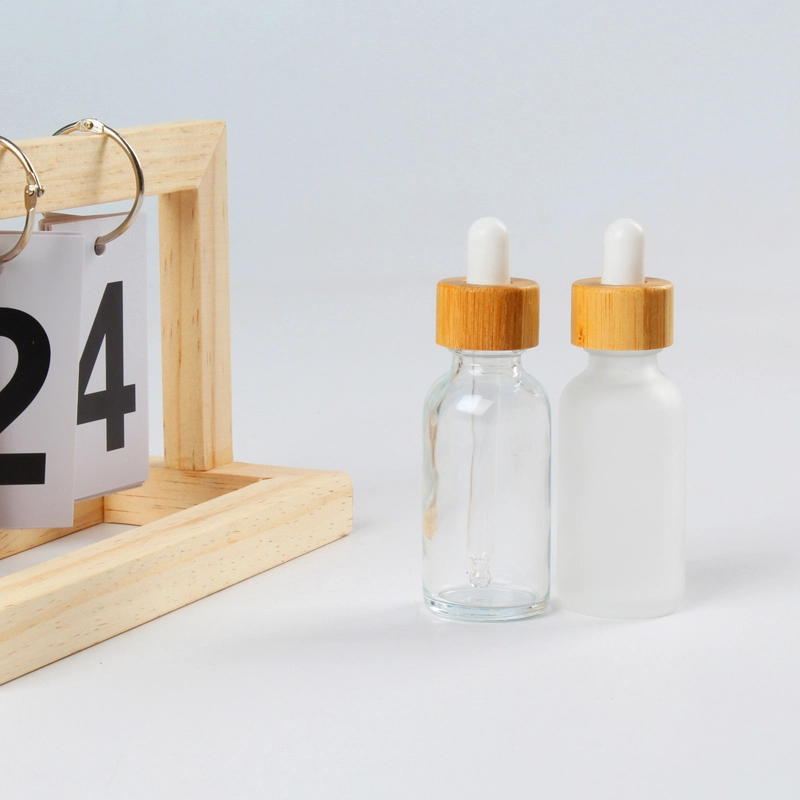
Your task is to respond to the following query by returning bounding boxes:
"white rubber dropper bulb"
[602,218,645,285]
[467,217,510,285]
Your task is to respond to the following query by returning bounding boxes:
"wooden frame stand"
[0,121,352,685]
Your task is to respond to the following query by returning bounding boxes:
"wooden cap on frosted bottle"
[571,218,673,351]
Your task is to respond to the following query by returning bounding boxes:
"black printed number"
[77,281,136,451]
[0,308,51,485]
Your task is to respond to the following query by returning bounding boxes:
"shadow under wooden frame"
[0,121,352,685]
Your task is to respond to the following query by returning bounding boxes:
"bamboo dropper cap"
[436,218,540,351]
[571,219,673,351]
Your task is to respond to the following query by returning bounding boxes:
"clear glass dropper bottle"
[422,218,551,621]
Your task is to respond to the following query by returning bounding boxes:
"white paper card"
[0,231,84,527]
[42,213,149,501]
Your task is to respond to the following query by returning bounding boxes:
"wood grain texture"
[0,499,104,560]
[571,277,673,351]
[105,464,258,526]
[0,121,225,220]
[160,127,232,470]
[104,459,328,526]
[0,459,335,555]
[0,467,353,685]
[436,278,539,351]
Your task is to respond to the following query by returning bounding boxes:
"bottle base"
[424,586,548,622]
[559,593,682,619]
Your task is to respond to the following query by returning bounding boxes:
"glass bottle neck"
[450,350,524,376]
[584,348,663,378]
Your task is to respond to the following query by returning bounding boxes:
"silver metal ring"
[0,137,45,264]
[53,118,145,255]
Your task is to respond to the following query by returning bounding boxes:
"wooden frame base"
[0,461,352,685]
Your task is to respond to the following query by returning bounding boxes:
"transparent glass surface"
[422,350,551,621]
[557,350,687,619]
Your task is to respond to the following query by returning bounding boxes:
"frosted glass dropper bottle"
[557,219,686,618]
[422,218,551,621]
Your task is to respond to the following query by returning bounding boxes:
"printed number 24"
[78,281,136,452]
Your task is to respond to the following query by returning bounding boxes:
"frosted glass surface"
[557,350,686,618]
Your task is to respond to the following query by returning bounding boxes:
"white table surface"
[1,276,798,799]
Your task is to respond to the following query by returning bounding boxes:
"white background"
[1,2,799,797]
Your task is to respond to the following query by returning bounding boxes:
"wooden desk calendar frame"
[0,121,352,685]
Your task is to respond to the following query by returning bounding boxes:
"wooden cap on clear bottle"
[571,277,673,350]
[436,277,540,351]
